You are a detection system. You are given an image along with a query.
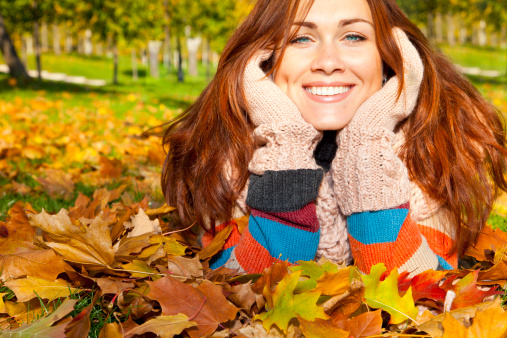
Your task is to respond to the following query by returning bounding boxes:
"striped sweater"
[203,129,457,276]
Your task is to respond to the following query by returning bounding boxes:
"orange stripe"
[349,215,422,274]
[234,227,285,274]
[417,224,458,268]
[202,220,240,250]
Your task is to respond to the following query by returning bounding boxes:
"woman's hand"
[243,50,306,127]
[333,28,424,215]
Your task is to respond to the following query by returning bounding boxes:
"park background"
[0,1,507,336]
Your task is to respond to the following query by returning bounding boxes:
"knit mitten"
[212,50,324,273]
[332,28,444,276]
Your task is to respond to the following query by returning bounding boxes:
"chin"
[304,117,351,131]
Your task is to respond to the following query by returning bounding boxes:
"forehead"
[297,0,373,23]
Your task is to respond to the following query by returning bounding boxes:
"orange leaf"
[465,225,507,261]
[298,318,349,338]
[333,310,383,338]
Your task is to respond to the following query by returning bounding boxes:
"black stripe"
[246,169,324,212]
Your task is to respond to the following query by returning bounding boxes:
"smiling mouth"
[304,86,352,96]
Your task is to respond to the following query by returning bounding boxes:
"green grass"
[437,43,507,74]
[0,52,212,120]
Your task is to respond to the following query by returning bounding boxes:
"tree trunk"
[52,23,60,55]
[206,39,212,79]
[21,36,28,67]
[0,11,29,79]
[163,0,171,71]
[426,12,435,43]
[478,20,487,47]
[459,21,467,45]
[33,20,42,80]
[113,43,118,84]
[84,29,92,55]
[148,40,162,78]
[41,22,48,52]
[131,48,138,81]
[186,36,201,77]
[176,35,184,82]
[446,13,455,46]
[435,12,443,43]
[65,32,73,53]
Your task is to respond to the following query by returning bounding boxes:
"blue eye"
[345,34,366,43]
[290,36,311,44]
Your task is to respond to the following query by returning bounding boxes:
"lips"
[302,82,355,103]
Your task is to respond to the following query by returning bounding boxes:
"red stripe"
[234,226,285,274]
[251,203,319,233]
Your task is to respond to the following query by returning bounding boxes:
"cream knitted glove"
[333,28,424,215]
[243,50,322,174]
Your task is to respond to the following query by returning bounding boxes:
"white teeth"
[305,86,351,96]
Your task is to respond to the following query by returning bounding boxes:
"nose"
[310,40,345,75]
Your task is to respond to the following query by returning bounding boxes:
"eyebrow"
[293,18,374,29]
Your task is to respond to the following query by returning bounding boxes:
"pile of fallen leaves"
[1,191,507,337]
[2,95,507,337]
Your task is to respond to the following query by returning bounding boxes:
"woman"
[162,0,507,276]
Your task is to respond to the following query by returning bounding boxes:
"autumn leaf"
[437,299,507,337]
[314,266,351,296]
[123,259,159,278]
[361,263,418,324]
[254,270,329,334]
[0,249,72,282]
[146,276,238,338]
[150,234,187,256]
[0,299,76,338]
[124,208,162,238]
[289,260,339,293]
[332,310,383,338]
[0,203,38,254]
[98,322,123,338]
[465,224,507,261]
[298,317,349,338]
[442,270,502,310]
[145,204,176,217]
[64,292,101,337]
[398,269,447,302]
[197,224,233,260]
[5,276,78,302]
[167,256,203,281]
[96,277,134,295]
[114,233,152,258]
[36,168,75,200]
[125,314,197,338]
[28,209,115,267]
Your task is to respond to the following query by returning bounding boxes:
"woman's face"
[273,0,383,130]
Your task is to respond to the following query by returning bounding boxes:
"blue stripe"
[248,214,319,263]
[209,246,234,269]
[348,208,409,244]
[437,255,453,270]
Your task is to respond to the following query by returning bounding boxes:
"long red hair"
[162,0,507,254]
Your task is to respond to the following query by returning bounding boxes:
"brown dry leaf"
[98,323,123,338]
[11,181,31,194]
[21,145,45,160]
[324,278,365,318]
[477,260,507,285]
[96,277,134,295]
[0,203,38,254]
[145,204,176,217]
[124,208,162,238]
[418,301,494,336]
[36,169,75,199]
[332,310,382,338]
[28,209,115,267]
[235,215,249,234]
[0,249,72,282]
[298,318,349,338]
[98,155,123,179]
[465,225,507,261]
[123,259,158,278]
[5,276,77,302]
[314,267,351,296]
[124,314,197,338]
[114,233,152,258]
[167,255,204,281]
[226,281,257,311]
[147,276,239,338]
[197,225,233,260]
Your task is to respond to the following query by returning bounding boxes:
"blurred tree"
[0,11,29,79]
[0,0,57,80]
